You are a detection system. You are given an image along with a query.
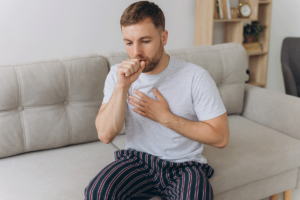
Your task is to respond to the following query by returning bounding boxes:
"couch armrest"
[241,83,300,140]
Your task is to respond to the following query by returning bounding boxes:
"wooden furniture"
[270,189,292,200]
[194,1,294,200]
[194,0,272,88]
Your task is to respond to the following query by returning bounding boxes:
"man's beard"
[129,40,164,73]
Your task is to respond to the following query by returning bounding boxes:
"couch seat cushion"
[0,141,118,200]
[112,115,300,195]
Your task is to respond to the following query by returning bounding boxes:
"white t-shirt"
[102,55,227,164]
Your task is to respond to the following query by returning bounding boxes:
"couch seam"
[246,86,300,106]
[297,167,300,188]
[219,50,226,85]
[0,100,102,113]
[167,46,241,57]
[102,55,128,58]
[103,46,241,59]
[110,142,120,150]
[0,55,104,68]
[62,55,103,62]
[216,167,299,196]
[1,46,241,68]
[60,60,73,145]
[14,66,26,152]
[218,48,241,83]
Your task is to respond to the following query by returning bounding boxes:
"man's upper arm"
[202,112,230,148]
[192,69,227,122]
[192,69,229,147]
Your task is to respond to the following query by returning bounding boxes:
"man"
[85,1,229,200]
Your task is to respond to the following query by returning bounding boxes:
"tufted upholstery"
[103,42,248,116]
[0,54,108,158]
[1,42,300,200]
[0,43,247,159]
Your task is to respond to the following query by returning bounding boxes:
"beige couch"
[0,42,300,200]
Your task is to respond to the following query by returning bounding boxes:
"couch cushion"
[112,115,300,195]
[0,141,118,200]
[102,43,248,116]
[0,54,109,158]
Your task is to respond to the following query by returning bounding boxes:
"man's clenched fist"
[117,59,145,88]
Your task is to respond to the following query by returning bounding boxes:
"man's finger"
[153,88,165,102]
[138,61,145,73]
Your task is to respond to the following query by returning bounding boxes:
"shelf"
[214,18,255,22]
[247,50,268,56]
[247,80,265,87]
[194,0,272,89]
[259,0,272,4]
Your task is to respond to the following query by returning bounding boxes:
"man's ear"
[161,30,168,46]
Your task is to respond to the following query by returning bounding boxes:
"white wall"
[0,0,195,65]
[213,0,300,94]
[266,0,300,94]
[1,0,299,93]
[1,0,300,199]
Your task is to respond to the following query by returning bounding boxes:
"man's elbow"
[218,132,230,149]
[97,128,116,144]
[218,141,227,149]
[98,134,112,144]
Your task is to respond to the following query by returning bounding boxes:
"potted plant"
[243,21,266,43]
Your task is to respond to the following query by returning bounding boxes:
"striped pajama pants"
[84,149,214,200]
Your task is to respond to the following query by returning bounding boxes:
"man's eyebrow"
[123,36,153,41]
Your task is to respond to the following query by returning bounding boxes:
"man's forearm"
[96,83,129,144]
[161,113,225,148]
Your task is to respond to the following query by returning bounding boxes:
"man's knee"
[84,159,136,200]
[84,172,116,200]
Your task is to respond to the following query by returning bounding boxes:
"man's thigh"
[84,156,160,200]
[163,163,214,200]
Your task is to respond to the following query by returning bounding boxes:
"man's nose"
[133,43,143,59]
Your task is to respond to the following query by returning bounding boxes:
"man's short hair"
[120,1,165,33]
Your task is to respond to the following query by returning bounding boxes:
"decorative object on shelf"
[215,0,231,19]
[245,69,251,83]
[243,42,263,54]
[194,0,273,88]
[237,1,252,18]
[230,7,238,19]
[244,21,266,43]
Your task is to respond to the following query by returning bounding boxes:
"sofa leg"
[270,194,278,200]
[283,189,292,200]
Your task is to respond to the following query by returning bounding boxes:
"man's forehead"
[123,36,153,41]
[121,18,157,38]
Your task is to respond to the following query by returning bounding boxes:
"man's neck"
[143,52,170,75]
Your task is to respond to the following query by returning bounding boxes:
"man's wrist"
[160,111,175,128]
[115,83,130,91]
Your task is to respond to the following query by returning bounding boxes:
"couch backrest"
[0,42,248,158]
[0,54,109,158]
[103,42,248,115]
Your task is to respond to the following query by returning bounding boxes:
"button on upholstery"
[18,106,24,111]
[64,101,68,105]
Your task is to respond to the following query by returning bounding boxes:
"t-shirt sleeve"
[102,66,118,104]
[192,69,227,121]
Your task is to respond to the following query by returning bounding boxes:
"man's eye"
[126,41,149,45]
